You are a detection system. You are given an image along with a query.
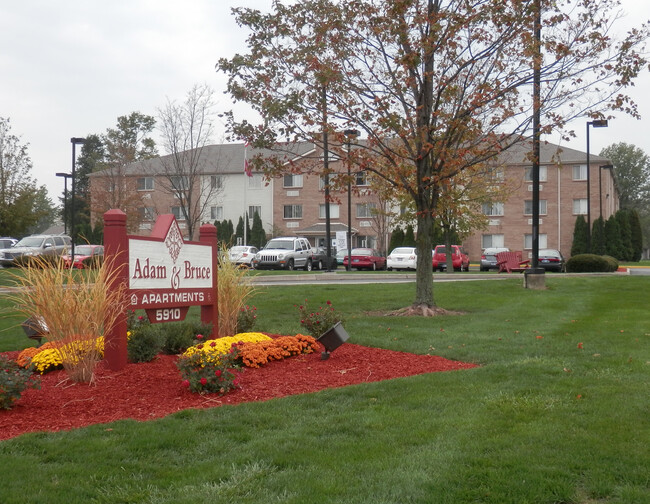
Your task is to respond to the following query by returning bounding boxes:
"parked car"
[537,248,566,272]
[61,244,104,269]
[387,247,417,271]
[252,236,313,270]
[343,248,387,271]
[336,249,348,266]
[0,237,18,249]
[432,245,470,272]
[480,247,510,271]
[0,234,71,267]
[228,245,258,267]
[310,247,338,270]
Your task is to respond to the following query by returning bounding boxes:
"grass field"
[0,275,648,503]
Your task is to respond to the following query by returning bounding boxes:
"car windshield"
[264,240,294,250]
[75,246,94,256]
[392,248,414,255]
[16,237,45,248]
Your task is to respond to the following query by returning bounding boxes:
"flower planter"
[317,321,349,360]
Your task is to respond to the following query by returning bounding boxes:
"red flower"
[210,342,216,347]
[326,300,332,305]
[577,342,583,349]
[138,316,144,321]
[196,334,204,340]
[215,369,222,377]
[200,377,207,386]
[181,380,190,388]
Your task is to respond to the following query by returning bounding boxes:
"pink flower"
[181,379,190,388]
[210,342,216,347]
[196,334,204,340]
[200,377,207,386]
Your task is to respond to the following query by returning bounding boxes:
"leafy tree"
[571,216,588,257]
[0,117,53,237]
[599,143,650,211]
[403,225,416,247]
[628,209,643,262]
[219,0,649,312]
[591,216,606,256]
[615,209,634,261]
[605,215,622,259]
[388,227,405,252]
[24,187,57,235]
[250,211,266,249]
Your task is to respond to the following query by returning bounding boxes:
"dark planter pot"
[317,321,349,360]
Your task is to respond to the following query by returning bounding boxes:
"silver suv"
[252,236,313,270]
[0,234,72,267]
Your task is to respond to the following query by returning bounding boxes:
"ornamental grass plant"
[5,255,127,383]
[218,244,257,337]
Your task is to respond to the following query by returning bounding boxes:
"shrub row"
[566,254,619,273]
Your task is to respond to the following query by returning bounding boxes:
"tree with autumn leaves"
[218,0,649,313]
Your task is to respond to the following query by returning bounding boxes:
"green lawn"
[0,276,648,503]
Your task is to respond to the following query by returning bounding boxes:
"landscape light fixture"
[586,120,608,252]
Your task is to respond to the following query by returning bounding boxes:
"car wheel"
[372,262,377,271]
[317,260,323,270]
[287,259,295,270]
[304,259,313,271]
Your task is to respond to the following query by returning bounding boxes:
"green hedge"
[566,254,619,273]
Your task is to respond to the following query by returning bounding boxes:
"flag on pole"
[244,141,252,177]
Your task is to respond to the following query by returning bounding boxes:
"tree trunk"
[414,210,435,308]
[444,226,454,273]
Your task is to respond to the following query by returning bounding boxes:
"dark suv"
[0,234,71,267]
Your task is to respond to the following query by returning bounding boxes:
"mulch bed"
[0,342,477,441]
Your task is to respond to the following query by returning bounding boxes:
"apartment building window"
[248,206,261,218]
[524,165,547,182]
[138,206,155,221]
[482,202,504,216]
[524,199,547,215]
[170,176,189,191]
[482,234,505,249]
[283,174,303,188]
[210,206,223,220]
[355,171,368,186]
[137,177,154,191]
[210,175,223,190]
[356,202,376,218]
[524,233,547,249]
[572,198,588,215]
[248,174,262,189]
[319,203,340,219]
[487,166,505,182]
[171,206,184,220]
[572,165,587,181]
[283,204,303,219]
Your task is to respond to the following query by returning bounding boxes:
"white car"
[228,245,258,266]
[387,246,417,271]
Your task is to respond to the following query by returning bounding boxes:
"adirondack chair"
[496,251,531,273]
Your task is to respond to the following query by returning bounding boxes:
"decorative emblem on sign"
[164,220,184,264]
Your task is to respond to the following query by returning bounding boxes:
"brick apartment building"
[89,139,618,260]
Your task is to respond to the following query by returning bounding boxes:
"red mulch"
[0,342,477,441]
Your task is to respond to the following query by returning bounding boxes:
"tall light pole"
[70,137,87,261]
[586,120,608,252]
[343,129,359,272]
[599,164,614,219]
[55,172,72,234]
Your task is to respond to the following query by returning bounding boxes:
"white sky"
[1,0,649,204]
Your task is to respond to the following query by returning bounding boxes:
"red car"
[343,248,387,271]
[432,245,470,272]
[62,244,104,269]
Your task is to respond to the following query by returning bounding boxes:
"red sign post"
[103,210,218,371]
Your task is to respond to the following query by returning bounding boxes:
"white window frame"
[356,202,376,218]
[355,171,368,186]
[210,175,223,190]
[170,176,190,191]
[137,177,154,191]
[572,198,588,215]
[482,202,504,217]
[319,204,340,219]
[482,234,505,249]
[524,165,547,182]
[525,233,547,250]
[210,206,223,220]
[283,204,303,219]
[138,206,155,221]
[572,165,588,181]
[248,205,261,218]
[524,200,547,216]
[171,206,184,221]
[248,174,262,189]
[283,174,303,188]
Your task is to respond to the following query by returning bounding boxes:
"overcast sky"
[1,0,650,205]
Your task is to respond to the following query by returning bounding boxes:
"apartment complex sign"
[128,216,215,323]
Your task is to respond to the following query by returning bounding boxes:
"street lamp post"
[55,172,72,235]
[586,120,608,252]
[70,137,87,261]
[343,129,359,272]
[599,164,614,219]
